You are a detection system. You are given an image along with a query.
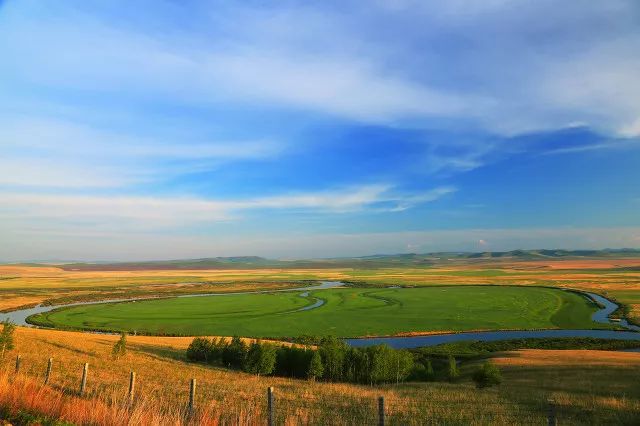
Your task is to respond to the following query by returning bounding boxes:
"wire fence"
[0,353,569,425]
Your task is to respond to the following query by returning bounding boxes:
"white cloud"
[5,0,639,137]
[0,8,474,125]
[620,118,640,138]
[204,51,474,123]
[0,0,638,189]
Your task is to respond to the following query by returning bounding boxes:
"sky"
[1,0,640,261]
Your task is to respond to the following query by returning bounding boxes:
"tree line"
[186,335,500,387]
[186,336,414,384]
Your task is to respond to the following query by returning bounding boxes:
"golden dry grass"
[1,328,639,425]
[493,348,640,367]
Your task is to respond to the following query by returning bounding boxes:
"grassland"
[3,257,640,326]
[28,286,606,337]
[2,259,640,424]
[1,327,639,425]
[0,265,307,312]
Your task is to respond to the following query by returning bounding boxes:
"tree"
[0,320,16,359]
[210,337,227,363]
[112,332,127,359]
[223,336,248,368]
[344,347,369,384]
[186,337,213,362]
[368,345,392,384]
[392,349,415,384]
[244,341,277,376]
[472,361,502,388]
[447,355,459,382]
[409,359,435,382]
[318,336,346,382]
[425,359,435,381]
[307,350,324,381]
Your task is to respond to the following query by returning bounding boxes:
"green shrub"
[447,355,460,382]
[111,332,127,360]
[0,320,16,359]
[472,361,502,388]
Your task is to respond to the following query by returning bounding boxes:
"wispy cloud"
[0,116,281,188]
[4,0,638,136]
[0,185,454,230]
[542,138,640,155]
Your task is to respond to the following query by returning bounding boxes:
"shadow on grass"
[128,342,189,363]
[43,339,97,357]
[496,364,640,424]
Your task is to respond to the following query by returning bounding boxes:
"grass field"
[28,286,607,337]
[1,327,639,425]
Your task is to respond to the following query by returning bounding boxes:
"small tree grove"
[0,320,16,359]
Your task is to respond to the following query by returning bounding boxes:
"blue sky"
[1,0,640,261]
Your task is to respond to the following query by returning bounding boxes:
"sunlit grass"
[1,328,639,424]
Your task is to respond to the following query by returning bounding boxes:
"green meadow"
[28,286,607,337]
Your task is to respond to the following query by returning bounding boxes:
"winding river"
[0,280,342,326]
[1,282,638,349]
[347,291,640,349]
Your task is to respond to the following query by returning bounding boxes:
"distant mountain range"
[45,248,640,271]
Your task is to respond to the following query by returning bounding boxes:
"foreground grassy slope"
[30,286,605,337]
[1,328,639,425]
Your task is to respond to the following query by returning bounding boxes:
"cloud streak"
[0,185,455,230]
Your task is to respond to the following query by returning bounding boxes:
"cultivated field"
[29,286,607,337]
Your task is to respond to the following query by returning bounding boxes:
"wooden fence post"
[378,396,385,426]
[128,371,136,404]
[189,378,196,412]
[14,355,21,374]
[547,399,557,426]
[267,386,274,426]
[79,363,89,395]
[44,358,53,385]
